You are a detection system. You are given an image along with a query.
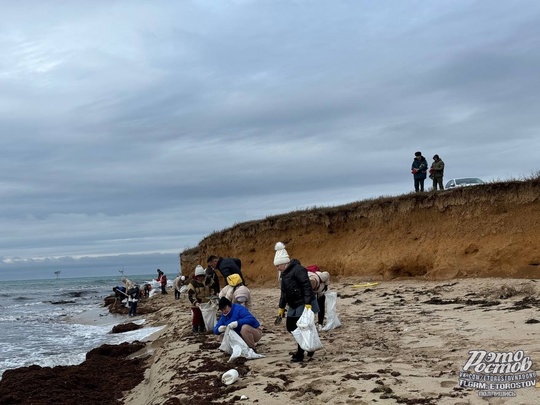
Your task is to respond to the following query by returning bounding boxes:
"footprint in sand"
[440,380,457,388]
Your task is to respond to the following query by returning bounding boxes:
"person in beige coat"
[307,268,330,328]
[218,274,252,310]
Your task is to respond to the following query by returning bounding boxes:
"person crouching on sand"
[218,274,252,310]
[273,241,319,362]
[187,265,213,333]
[213,297,262,350]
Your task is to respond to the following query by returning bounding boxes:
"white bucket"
[222,369,239,385]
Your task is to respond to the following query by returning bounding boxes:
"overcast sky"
[1,1,539,280]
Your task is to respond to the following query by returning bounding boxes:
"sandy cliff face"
[180,179,540,285]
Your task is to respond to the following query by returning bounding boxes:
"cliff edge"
[180,178,540,285]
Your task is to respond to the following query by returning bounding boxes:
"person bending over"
[213,297,262,350]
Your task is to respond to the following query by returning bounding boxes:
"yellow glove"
[305,304,312,310]
[277,308,285,317]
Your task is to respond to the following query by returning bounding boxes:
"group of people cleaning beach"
[186,243,331,362]
[113,268,169,316]
[116,242,332,363]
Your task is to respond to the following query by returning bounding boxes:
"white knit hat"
[273,242,290,266]
[194,265,205,277]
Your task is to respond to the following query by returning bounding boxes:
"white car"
[445,177,485,189]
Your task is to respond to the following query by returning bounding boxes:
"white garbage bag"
[219,328,265,361]
[199,301,217,331]
[291,308,323,352]
[322,291,341,331]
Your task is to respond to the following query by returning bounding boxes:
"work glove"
[277,308,285,318]
[218,325,226,333]
[228,321,238,329]
[305,304,312,310]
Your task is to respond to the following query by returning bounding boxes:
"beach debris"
[353,282,379,288]
[111,322,143,334]
[222,369,239,385]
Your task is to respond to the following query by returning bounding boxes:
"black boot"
[291,345,305,362]
[291,353,304,362]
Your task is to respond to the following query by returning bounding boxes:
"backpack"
[306,265,320,273]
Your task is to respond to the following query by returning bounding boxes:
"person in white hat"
[273,242,319,362]
[173,273,188,300]
[187,265,213,333]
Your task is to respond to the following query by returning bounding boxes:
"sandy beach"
[119,277,540,405]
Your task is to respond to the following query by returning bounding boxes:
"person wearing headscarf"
[218,274,252,310]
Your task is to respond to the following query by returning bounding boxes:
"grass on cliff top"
[201,173,540,244]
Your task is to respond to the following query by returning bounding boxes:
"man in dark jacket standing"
[430,154,445,191]
[411,151,428,192]
[274,241,319,362]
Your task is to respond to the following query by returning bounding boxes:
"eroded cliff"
[180,178,540,285]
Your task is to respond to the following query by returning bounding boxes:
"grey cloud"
[1,1,540,279]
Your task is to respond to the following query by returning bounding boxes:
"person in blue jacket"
[411,151,428,192]
[213,297,263,349]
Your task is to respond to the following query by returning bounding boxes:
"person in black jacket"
[205,255,221,294]
[208,255,246,286]
[411,151,428,192]
[274,241,319,362]
[127,285,140,317]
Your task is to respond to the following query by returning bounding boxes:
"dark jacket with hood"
[279,259,315,310]
[216,257,245,284]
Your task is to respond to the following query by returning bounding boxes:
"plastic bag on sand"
[219,328,265,361]
[199,302,217,331]
[291,308,323,352]
[322,291,341,331]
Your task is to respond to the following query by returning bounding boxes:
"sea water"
[0,274,165,379]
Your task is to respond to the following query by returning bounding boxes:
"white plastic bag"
[219,328,265,361]
[291,308,323,352]
[199,302,217,331]
[322,291,341,331]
